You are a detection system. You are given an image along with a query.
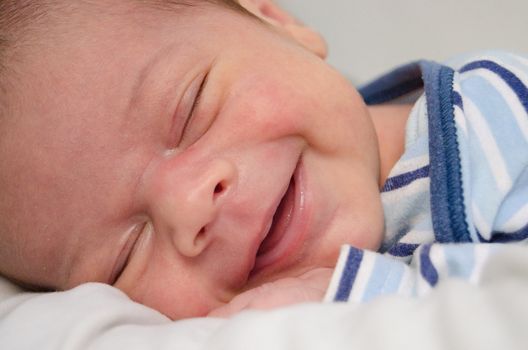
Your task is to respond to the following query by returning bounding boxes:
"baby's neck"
[368,104,413,188]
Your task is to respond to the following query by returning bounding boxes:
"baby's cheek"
[232,75,308,136]
[118,256,224,320]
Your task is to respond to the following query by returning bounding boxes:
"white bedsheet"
[1,245,528,350]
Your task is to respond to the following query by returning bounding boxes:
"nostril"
[194,226,206,245]
[214,182,224,195]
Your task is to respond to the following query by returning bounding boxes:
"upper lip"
[260,161,297,248]
[246,156,302,280]
[237,163,296,288]
[259,178,292,251]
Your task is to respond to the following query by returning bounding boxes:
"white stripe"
[462,69,528,142]
[463,97,512,194]
[477,55,528,87]
[469,245,490,283]
[453,104,468,137]
[396,264,415,297]
[429,245,447,280]
[382,177,429,204]
[503,203,528,232]
[349,253,376,303]
[398,227,434,244]
[323,246,350,302]
[509,53,528,67]
[452,79,468,138]
[472,202,492,240]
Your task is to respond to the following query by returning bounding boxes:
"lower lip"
[253,160,310,274]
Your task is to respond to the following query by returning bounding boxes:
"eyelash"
[179,72,208,146]
[111,224,144,285]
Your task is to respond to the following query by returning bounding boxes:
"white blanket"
[1,244,528,349]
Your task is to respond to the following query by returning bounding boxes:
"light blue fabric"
[325,51,528,303]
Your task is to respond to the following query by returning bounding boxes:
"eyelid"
[179,72,208,146]
[110,224,145,285]
[170,72,208,148]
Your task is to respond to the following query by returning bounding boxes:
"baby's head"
[0,0,384,319]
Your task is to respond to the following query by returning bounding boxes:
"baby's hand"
[208,268,333,318]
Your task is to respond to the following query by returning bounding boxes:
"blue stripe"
[439,68,469,243]
[452,91,463,109]
[362,257,404,302]
[359,62,423,105]
[460,74,527,193]
[460,60,528,114]
[334,248,364,302]
[423,62,470,243]
[477,223,528,243]
[419,244,438,286]
[382,165,430,192]
[387,243,420,257]
[383,262,405,295]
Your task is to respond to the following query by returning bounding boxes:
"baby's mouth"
[252,158,308,275]
[256,175,296,257]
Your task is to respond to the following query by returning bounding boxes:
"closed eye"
[179,71,209,146]
[110,224,144,285]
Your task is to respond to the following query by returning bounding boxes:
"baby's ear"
[238,0,327,59]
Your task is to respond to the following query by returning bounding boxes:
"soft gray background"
[276,0,528,84]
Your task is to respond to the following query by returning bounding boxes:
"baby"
[0,0,527,321]
[0,0,397,319]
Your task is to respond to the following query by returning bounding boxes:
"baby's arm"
[208,268,333,318]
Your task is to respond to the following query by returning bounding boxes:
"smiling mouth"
[257,176,296,257]
[252,159,308,275]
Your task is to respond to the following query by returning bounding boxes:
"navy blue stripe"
[419,244,438,286]
[334,248,363,302]
[460,60,528,114]
[452,91,463,109]
[439,68,470,243]
[359,62,424,105]
[387,243,420,257]
[423,61,470,243]
[381,165,430,192]
[477,223,528,243]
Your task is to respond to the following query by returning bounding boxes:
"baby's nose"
[143,156,236,257]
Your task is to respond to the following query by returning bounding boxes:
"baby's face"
[0,2,384,319]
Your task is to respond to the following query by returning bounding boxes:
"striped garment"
[324,51,528,303]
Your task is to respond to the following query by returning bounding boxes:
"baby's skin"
[209,268,334,317]
[0,0,409,319]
